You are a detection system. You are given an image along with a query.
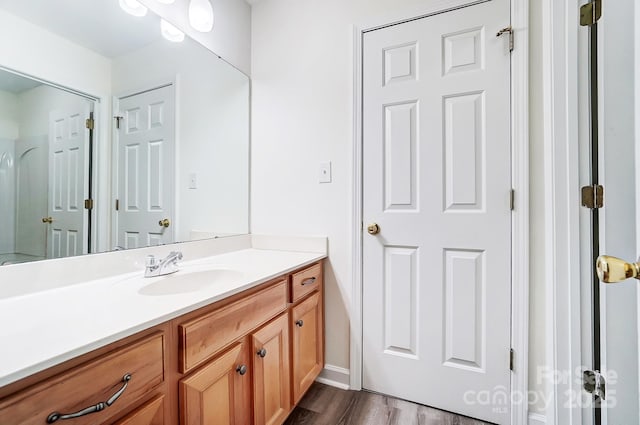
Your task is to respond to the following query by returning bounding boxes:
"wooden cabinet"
[252,314,291,425]
[113,395,165,425]
[179,341,251,425]
[0,332,165,425]
[0,260,324,425]
[290,291,324,404]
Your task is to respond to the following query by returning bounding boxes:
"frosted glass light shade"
[161,19,185,42]
[119,0,148,17]
[156,0,176,3]
[188,0,214,32]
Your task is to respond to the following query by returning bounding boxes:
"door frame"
[111,78,178,249]
[540,0,586,424]
[350,1,530,424]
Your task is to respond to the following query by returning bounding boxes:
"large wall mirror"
[0,0,249,265]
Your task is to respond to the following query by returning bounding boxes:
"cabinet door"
[252,313,291,425]
[113,395,164,425]
[291,292,324,404]
[179,341,251,425]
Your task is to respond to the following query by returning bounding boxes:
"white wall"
[251,0,548,412]
[112,38,250,242]
[139,0,252,76]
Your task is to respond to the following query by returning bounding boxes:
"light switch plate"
[188,173,197,189]
[319,161,332,183]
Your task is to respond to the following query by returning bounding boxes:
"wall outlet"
[188,173,197,189]
[319,161,332,183]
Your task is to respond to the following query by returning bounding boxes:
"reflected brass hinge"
[84,199,94,210]
[510,189,515,211]
[85,118,95,130]
[584,370,606,399]
[115,199,120,211]
[580,0,602,26]
[581,184,604,209]
[496,26,514,52]
[509,348,514,371]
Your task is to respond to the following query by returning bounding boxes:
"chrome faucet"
[145,251,183,277]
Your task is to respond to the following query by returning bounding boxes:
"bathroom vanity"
[0,235,326,425]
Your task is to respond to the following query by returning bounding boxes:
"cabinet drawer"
[290,263,322,303]
[0,333,164,425]
[179,279,288,373]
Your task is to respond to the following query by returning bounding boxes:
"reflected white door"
[362,1,511,423]
[115,85,175,249]
[47,107,90,258]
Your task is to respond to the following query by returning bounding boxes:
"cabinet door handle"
[236,365,248,375]
[46,373,132,423]
[301,277,316,286]
[257,348,267,358]
[295,320,304,327]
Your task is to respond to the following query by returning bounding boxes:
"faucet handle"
[146,255,157,267]
[171,251,183,261]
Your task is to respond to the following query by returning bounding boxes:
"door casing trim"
[350,1,530,424]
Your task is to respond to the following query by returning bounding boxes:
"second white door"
[362,1,512,423]
[115,85,175,249]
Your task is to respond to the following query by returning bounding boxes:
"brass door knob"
[367,223,380,235]
[42,217,53,224]
[596,255,640,283]
[158,218,170,228]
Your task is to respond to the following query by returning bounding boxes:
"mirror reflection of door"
[47,104,92,259]
[114,84,175,249]
[0,69,95,264]
[585,0,640,423]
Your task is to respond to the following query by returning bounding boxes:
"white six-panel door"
[47,107,90,258]
[362,1,512,423]
[115,85,175,249]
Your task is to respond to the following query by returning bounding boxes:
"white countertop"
[0,236,326,388]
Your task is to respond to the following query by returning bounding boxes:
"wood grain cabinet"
[179,341,252,425]
[0,260,324,425]
[252,313,291,425]
[291,291,324,404]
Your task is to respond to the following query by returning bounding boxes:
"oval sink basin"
[138,269,243,296]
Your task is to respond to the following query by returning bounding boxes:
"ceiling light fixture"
[156,0,176,4]
[161,19,185,42]
[188,0,214,32]
[119,0,148,17]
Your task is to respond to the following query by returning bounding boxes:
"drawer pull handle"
[301,277,317,286]
[236,365,248,375]
[295,320,304,327]
[46,373,132,423]
[257,348,267,358]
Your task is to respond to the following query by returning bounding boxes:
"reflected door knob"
[158,218,170,228]
[367,223,380,235]
[596,255,640,283]
[42,217,53,224]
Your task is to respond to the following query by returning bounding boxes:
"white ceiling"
[0,0,162,58]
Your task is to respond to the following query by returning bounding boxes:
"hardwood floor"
[285,383,490,425]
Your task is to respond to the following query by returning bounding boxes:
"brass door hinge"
[580,0,602,26]
[85,118,95,130]
[509,349,515,371]
[581,184,604,209]
[510,189,515,211]
[114,115,123,129]
[115,199,120,211]
[496,26,514,52]
[84,199,94,210]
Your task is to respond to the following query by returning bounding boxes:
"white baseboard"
[528,412,547,425]
[315,364,350,390]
